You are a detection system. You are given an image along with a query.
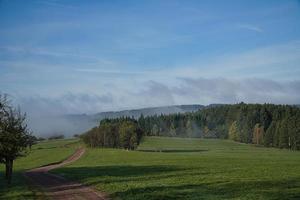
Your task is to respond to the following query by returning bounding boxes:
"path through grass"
[0,138,80,200]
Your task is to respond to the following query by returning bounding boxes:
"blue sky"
[0,0,300,115]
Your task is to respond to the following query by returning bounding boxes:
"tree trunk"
[5,159,13,185]
[5,160,9,179]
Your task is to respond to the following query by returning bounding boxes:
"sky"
[1,0,300,117]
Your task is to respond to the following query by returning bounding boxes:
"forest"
[82,103,300,150]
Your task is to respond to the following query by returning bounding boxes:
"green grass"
[0,138,81,200]
[54,137,300,200]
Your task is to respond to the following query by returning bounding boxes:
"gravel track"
[25,148,108,200]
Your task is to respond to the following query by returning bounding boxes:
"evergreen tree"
[264,121,275,147]
[229,121,239,141]
[278,119,289,149]
[82,103,300,150]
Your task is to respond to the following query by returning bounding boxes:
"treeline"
[81,117,143,150]
[137,103,300,150]
[81,103,300,150]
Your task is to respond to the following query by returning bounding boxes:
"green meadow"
[1,137,299,199]
[0,138,80,200]
[54,137,300,200]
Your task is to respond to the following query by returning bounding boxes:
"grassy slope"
[54,137,300,200]
[0,138,80,200]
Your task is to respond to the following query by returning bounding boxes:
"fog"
[13,78,300,137]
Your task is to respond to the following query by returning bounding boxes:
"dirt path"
[25,148,108,200]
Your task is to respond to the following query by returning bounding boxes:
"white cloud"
[164,40,300,80]
[172,78,300,105]
[36,0,77,9]
[0,46,114,65]
[14,78,300,117]
[2,41,300,116]
[74,68,146,75]
[237,24,264,33]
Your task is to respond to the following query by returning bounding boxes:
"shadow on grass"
[56,165,214,187]
[0,171,44,200]
[114,178,300,200]
[57,165,181,178]
[35,146,58,150]
[137,149,208,153]
[55,165,300,200]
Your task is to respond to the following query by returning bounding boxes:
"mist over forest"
[27,104,204,137]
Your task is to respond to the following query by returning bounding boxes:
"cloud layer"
[11,77,299,137]
[16,78,300,117]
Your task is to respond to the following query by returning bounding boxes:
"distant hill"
[90,104,204,120]
[34,105,205,137]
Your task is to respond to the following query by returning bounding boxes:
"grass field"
[0,138,80,200]
[54,137,300,200]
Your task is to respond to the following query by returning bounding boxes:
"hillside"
[90,104,204,120]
